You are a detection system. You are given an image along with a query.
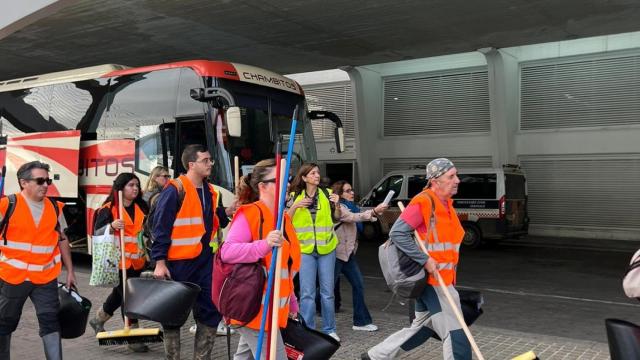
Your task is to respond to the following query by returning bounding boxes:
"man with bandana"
[363,158,471,360]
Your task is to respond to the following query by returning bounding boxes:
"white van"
[359,165,529,247]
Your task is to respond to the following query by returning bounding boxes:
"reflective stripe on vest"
[290,190,336,255]
[0,194,63,285]
[0,253,61,272]
[168,176,220,260]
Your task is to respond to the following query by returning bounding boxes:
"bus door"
[1,130,81,198]
[173,116,208,176]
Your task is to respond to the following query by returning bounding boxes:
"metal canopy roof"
[1,0,640,79]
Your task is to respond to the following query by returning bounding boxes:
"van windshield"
[455,174,497,199]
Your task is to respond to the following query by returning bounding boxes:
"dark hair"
[181,144,207,170]
[17,161,50,188]
[289,163,320,195]
[237,159,276,205]
[331,180,349,196]
[102,173,148,213]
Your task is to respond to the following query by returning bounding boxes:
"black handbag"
[281,317,340,360]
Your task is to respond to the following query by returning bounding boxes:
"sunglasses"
[29,177,53,186]
[158,174,171,178]
[260,178,276,184]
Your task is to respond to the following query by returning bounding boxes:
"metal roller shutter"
[383,69,490,137]
[521,54,640,130]
[304,82,355,140]
[381,156,493,175]
[520,155,640,231]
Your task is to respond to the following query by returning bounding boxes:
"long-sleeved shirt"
[389,204,430,266]
[220,212,299,313]
[334,203,376,262]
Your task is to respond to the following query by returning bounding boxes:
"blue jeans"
[335,254,373,326]
[300,250,336,334]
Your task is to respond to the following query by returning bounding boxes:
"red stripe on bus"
[15,145,78,173]
[9,130,80,141]
[82,185,115,194]
[101,60,241,80]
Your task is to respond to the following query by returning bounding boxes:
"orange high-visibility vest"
[0,194,63,285]
[100,202,146,270]
[410,189,465,286]
[229,201,301,331]
[168,175,220,260]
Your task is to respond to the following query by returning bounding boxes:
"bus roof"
[0,64,129,92]
[0,60,303,95]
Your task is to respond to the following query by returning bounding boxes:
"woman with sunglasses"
[89,173,150,353]
[332,180,388,332]
[288,163,341,341]
[143,166,170,207]
[219,159,301,359]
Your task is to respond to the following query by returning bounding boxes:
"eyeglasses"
[28,177,53,186]
[194,158,213,164]
[344,189,354,194]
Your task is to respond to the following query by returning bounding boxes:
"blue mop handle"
[256,107,298,360]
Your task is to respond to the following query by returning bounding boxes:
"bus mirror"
[335,127,345,153]
[226,107,242,137]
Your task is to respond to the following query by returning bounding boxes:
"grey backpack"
[378,195,437,299]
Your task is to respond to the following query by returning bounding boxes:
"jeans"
[299,250,336,334]
[334,254,373,326]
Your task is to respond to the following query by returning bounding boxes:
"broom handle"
[118,190,129,330]
[268,160,287,360]
[397,202,484,360]
[234,156,240,195]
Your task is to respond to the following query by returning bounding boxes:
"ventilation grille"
[383,70,490,137]
[381,156,493,175]
[521,55,640,130]
[304,83,355,140]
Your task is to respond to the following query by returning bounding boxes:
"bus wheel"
[361,222,382,243]
[462,223,482,248]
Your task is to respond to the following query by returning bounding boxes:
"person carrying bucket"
[0,161,76,359]
[219,159,301,359]
[89,172,150,352]
[363,158,472,360]
[151,144,231,360]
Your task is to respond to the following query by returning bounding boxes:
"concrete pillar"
[0,0,76,41]
[344,66,383,192]
[481,48,520,166]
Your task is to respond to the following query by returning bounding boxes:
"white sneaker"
[353,324,378,332]
[328,332,340,342]
[189,324,197,334]
[217,322,236,336]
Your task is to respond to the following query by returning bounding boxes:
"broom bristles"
[97,328,163,346]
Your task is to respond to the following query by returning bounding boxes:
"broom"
[97,190,163,345]
[397,202,537,360]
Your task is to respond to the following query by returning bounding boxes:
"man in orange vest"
[364,158,471,360]
[151,144,230,360]
[0,161,76,360]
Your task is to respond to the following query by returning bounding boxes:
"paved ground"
[12,236,639,359]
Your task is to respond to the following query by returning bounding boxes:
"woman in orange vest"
[89,172,150,353]
[219,159,301,360]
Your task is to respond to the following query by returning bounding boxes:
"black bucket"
[57,284,92,339]
[281,317,340,360]
[124,278,200,327]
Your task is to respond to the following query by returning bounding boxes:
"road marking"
[362,275,640,307]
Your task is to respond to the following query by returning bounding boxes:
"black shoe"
[361,352,371,360]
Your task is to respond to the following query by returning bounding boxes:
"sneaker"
[361,352,372,360]
[353,324,378,332]
[217,322,236,336]
[189,324,197,334]
[328,332,340,342]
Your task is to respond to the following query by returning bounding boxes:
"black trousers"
[0,279,60,336]
[103,268,143,323]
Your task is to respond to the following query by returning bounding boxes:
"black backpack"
[1,194,61,245]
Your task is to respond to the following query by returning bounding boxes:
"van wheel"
[361,222,382,243]
[462,223,482,248]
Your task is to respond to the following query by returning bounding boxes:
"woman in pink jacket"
[332,180,388,332]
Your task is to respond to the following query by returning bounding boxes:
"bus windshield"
[210,80,317,191]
